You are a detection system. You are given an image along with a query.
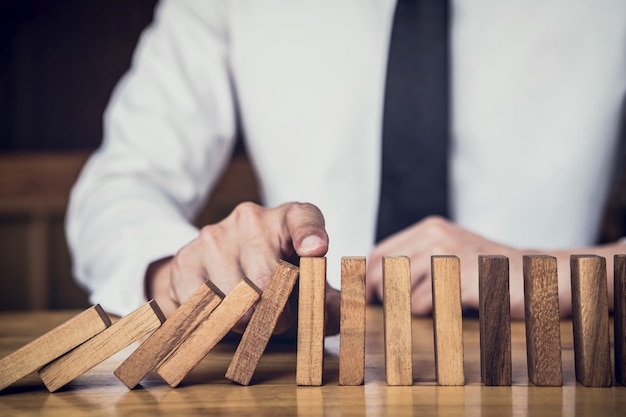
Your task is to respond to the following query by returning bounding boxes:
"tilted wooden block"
[225,260,299,385]
[114,281,225,389]
[616,254,626,386]
[570,255,611,387]
[0,305,111,391]
[296,257,326,386]
[382,256,413,386]
[431,255,464,386]
[157,279,261,387]
[523,255,562,386]
[479,255,512,386]
[39,301,165,392]
[339,256,366,386]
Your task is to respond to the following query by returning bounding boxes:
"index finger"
[283,202,329,257]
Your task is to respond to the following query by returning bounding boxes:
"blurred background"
[0,0,259,311]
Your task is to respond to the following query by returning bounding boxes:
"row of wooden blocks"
[1,254,625,392]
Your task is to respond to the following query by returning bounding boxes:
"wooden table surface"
[0,307,623,416]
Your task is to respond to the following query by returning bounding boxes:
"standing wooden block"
[297,257,326,386]
[616,254,626,386]
[157,279,261,387]
[382,256,413,386]
[479,255,512,386]
[226,260,299,385]
[0,305,111,391]
[570,254,612,387]
[39,301,165,392]
[114,281,224,389]
[431,255,464,386]
[339,256,366,386]
[523,255,563,386]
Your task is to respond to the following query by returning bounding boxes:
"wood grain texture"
[296,257,326,386]
[114,282,225,389]
[479,255,512,386]
[616,254,626,386]
[39,301,165,392]
[431,255,464,386]
[226,260,299,385]
[523,255,562,386]
[339,256,366,386]
[0,305,110,391]
[382,256,413,386]
[570,255,612,387]
[157,279,261,387]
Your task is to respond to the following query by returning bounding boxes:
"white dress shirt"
[66,0,626,316]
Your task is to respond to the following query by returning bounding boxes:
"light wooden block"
[296,257,327,386]
[523,255,562,386]
[570,254,612,387]
[0,305,111,391]
[339,256,366,386]
[479,255,512,386]
[382,256,413,386]
[616,254,626,386]
[157,279,261,387]
[114,281,225,389]
[39,301,165,392]
[225,260,299,385]
[431,255,464,386]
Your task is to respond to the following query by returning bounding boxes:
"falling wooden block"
[296,257,327,386]
[225,260,299,385]
[339,256,366,386]
[523,255,562,386]
[382,256,413,386]
[616,254,626,386]
[0,305,111,391]
[39,301,165,392]
[570,254,611,387]
[479,255,511,386]
[157,279,261,387]
[431,255,464,386]
[114,281,225,389]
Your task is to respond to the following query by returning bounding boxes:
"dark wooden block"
[614,254,626,386]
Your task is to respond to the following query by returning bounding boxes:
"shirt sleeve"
[66,0,237,316]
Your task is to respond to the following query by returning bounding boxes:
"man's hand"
[145,201,340,335]
[366,216,622,319]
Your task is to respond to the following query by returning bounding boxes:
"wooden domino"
[157,279,261,387]
[382,256,413,386]
[523,255,562,386]
[616,254,626,386]
[570,254,611,387]
[479,255,512,386]
[225,260,299,385]
[114,281,225,389]
[39,300,165,392]
[339,256,366,386]
[296,257,327,386]
[0,305,111,391]
[431,255,464,386]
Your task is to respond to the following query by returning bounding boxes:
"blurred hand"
[146,201,340,335]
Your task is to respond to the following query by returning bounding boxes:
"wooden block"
[114,281,225,389]
[157,279,261,387]
[296,257,326,386]
[616,254,626,386]
[338,256,366,386]
[382,256,413,386]
[479,255,512,386]
[570,254,612,387]
[0,305,111,391]
[225,260,299,385]
[39,301,165,392]
[431,255,464,386]
[523,255,563,386]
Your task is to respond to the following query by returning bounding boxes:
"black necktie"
[375,0,450,242]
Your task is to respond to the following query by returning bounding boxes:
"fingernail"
[300,235,325,253]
